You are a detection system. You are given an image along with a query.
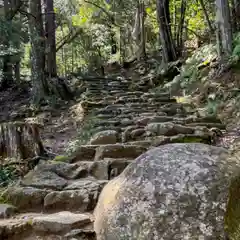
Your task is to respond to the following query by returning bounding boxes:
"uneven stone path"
[0,77,225,239]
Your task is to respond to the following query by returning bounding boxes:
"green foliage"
[231,32,240,60]
[0,166,18,187]
[164,44,217,93]
[0,192,9,204]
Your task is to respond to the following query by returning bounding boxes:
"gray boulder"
[94,143,239,240]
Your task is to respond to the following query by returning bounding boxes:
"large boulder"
[94,143,239,240]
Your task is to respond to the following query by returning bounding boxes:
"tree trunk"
[29,0,73,104]
[0,122,45,161]
[28,0,48,104]
[2,56,13,89]
[2,0,13,89]
[14,61,21,83]
[132,1,146,60]
[139,0,146,59]
[215,0,233,58]
[176,0,187,55]
[231,0,240,31]
[156,0,177,63]
[44,0,57,77]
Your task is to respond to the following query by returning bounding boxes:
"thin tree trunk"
[140,0,146,59]
[176,0,187,54]
[60,24,66,76]
[199,0,215,33]
[44,0,57,77]
[173,0,177,40]
[231,0,240,31]
[14,61,21,83]
[110,27,117,54]
[2,0,13,88]
[156,0,177,63]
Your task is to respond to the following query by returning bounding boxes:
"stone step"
[3,177,107,213]
[86,81,129,86]
[94,144,148,161]
[186,122,225,129]
[74,158,133,180]
[114,97,175,104]
[71,143,148,162]
[0,211,95,239]
[87,86,129,92]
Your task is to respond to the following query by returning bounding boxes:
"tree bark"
[176,0,187,55]
[231,0,240,31]
[2,0,14,89]
[28,0,48,104]
[44,0,57,77]
[0,122,45,161]
[28,0,73,104]
[132,1,146,60]
[156,0,177,63]
[215,0,233,58]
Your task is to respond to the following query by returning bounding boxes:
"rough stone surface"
[2,187,50,211]
[35,161,88,180]
[145,122,194,136]
[44,178,106,211]
[88,161,109,180]
[94,143,239,240]
[89,130,118,145]
[20,170,68,190]
[33,211,91,234]
[0,204,17,219]
[71,145,97,162]
[94,144,147,160]
[0,217,32,239]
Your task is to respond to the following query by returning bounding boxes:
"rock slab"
[33,211,91,234]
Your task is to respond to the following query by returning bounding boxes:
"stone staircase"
[0,77,225,239]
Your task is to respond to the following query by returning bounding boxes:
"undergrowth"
[0,166,18,188]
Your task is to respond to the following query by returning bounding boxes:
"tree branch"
[56,28,82,52]
[83,0,120,27]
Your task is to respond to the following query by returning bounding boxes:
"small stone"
[33,212,91,234]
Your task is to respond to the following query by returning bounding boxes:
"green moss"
[0,189,10,204]
[225,174,240,240]
[169,135,211,144]
[53,155,70,162]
